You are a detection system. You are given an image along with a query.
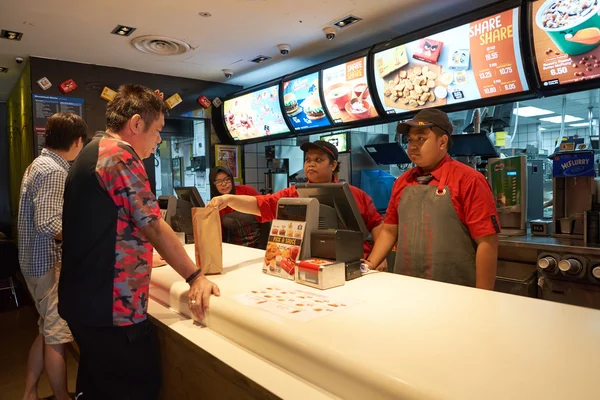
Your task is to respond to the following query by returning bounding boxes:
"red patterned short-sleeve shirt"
[59,132,162,327]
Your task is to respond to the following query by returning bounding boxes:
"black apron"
[221,211,261,248]
[393,168,477,287]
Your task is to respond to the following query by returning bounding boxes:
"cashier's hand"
[375,259,388,272]
[188,275,221,321]
[207,194,233,211]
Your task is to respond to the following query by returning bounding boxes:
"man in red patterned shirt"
[59,85,219,399]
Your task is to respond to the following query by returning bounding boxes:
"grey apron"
[393,168,476,287]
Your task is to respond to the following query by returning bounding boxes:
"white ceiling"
[0,0,502,101]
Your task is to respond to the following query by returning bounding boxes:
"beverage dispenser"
[552,151,594,239]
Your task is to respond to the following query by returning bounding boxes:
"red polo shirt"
[256,184,383,256]
[385,155,500,239]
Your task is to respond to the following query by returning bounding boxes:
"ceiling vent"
[332,15,362,29]
[131,35,191,56]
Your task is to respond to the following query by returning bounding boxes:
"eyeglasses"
[214,177,232,186]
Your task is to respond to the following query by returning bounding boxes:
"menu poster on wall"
[322,57,379,124]
[223,86,289,141]
[532,0,600,87]
[373,8,528,114]
[33,94,84,155]
[283,73,331,131]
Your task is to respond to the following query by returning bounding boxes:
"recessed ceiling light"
[111,25,136,37]
[570,121,596,127]
[512,106,554,117]
[1,29,23,41]
[539,115,583,124]
[0,67,8,73]
[540,127,546,131]
[333,15,362,29]
[250,55,271,63]
[199,12,212,17]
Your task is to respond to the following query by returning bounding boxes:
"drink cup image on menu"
[536,0,600,56]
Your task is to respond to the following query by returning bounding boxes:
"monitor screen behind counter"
[174,186,205,208]
[295,183,369,239]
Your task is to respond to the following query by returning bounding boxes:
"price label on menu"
[470,10,524,98]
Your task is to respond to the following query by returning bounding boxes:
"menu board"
[33,94,84,156]
[223,85,289,141]
[532,0,600,88]
[322,57,379,124]
[373,8,528,114]
[282,73,331,131]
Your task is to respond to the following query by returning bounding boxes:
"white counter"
[150,244,600,400]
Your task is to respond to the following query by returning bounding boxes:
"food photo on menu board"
[223,86,289,140]
[322,57,379,123]
[532,0,600,87]
[282,72,331,130]
[373,8,528,114]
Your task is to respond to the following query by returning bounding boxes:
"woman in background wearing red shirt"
[209,166,266,248]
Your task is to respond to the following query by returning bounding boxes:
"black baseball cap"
[300,140,339,161]
[396,109,453,136]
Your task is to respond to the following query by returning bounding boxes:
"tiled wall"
[242,122,398,191]
[510,123,595,155]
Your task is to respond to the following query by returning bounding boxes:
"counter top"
[150,244,600,400]
[499,235,600,256]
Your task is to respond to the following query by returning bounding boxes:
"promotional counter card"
[231,285,360,322]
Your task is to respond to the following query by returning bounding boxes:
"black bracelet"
[185,269,202,284]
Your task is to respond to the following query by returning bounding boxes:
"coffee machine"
[552,151,594,239]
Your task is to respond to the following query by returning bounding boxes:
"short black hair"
[106,84,168,132]
[44,112,87,151]
[431,126,453,149]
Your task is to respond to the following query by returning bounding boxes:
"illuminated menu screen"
[373,7,528,114]
[532,0,600,88]
[283,72,332,131]
[322,57,379,124]
[223,85,289,141]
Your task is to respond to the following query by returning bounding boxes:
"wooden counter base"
[149,313,281,400]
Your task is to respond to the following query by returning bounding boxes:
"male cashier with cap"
[363,109,500,289]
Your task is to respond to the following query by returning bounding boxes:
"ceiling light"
[570,122,595,127]
[512,106,554,117]
[0,67,8,73]
[111,25,136,37]
[199,12,212,17]
[250,55,271,63]
[1,29,23,41]
[540,127,546,131]
[539,115,583,124]
[333,15,362,29]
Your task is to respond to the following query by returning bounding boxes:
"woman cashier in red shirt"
[207,140,384,260]
[363,109,500,289]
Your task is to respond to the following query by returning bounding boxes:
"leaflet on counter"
[263,219,305,280]
[231,285,360,322]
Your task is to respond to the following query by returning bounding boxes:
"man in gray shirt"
[18,112,87,400]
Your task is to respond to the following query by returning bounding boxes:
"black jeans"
[69,320,161,400]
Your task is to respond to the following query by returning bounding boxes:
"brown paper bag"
[192,207,223,275]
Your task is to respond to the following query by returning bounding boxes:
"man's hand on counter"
[188,274,221,321]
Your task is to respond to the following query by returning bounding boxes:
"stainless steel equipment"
[537,251,600,310]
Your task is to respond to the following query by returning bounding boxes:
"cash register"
[295,183,368,280]
[159,186,206,244]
